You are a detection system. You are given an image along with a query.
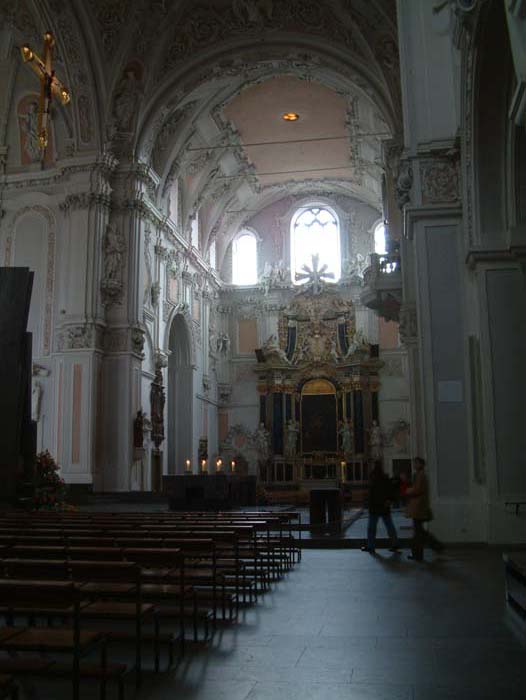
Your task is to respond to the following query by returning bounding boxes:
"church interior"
[0,1,525,698]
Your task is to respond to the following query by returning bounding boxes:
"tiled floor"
[22,547,525,699]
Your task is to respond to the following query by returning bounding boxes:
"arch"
[290,203,341,284]
[301,378,337,396]
[167,314,194,474]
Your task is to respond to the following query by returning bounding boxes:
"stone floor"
[24,546,526,699]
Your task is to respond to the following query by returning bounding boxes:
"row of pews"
[0,509,301,699]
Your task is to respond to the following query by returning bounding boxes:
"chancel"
[0,1,525,698]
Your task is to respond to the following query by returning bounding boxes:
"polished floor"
[19,547,526,699]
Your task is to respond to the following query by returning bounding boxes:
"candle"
[216,458,222,472]
[201,459,207,472]
[340,460,346,481]
[231,460,236,473]
[185,459,191,471]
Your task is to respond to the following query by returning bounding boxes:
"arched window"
[232,230,258,285]
[374,221,386,255]
[209,239,216,269]
[291,205,340,284]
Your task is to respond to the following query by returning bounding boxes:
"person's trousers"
[412,519,444,560]
[367,512,399,550]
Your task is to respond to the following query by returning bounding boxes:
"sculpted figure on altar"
[254,423,271,458]
[369,419,382,459]
[262,333,289,364]
[285,418,299,456]
[339,420,354,455]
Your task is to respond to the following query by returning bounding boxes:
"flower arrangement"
[32,450,70,511]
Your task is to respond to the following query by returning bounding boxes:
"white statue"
[216,332,230,355]
[31,381,42,422]
[103,224,125,281]
[295,335,310,363]
[345,329,368,358]
[262,334,289,364]
[369,419,382,459]
[339,421,354,455]
[254,423,271,457]
[274,259,288,284]
[113,68,142,132]
[285,419,299,456]
[19,101,41,162]
[31,364,50,422]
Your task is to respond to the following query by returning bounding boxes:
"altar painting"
[301,379,337,453]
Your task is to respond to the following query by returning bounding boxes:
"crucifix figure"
[20,31,71,156]
[295,254,334,295]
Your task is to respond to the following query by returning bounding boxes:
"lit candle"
[231,460,236,473]
[185,459,191,471]
[216,458,222,472]
[201,459,207,472]
[340,460,346,481]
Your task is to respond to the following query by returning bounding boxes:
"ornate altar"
[254,267,382,488]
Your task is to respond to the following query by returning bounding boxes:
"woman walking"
[406,457,444,561]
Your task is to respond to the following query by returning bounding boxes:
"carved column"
[54,157,116,490]
[398,302,424,458]
[98,162,149,491]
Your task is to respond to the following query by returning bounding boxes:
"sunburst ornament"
[20,31,71,155]
[295,254,334,294]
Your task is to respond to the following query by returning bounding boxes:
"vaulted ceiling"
[2,0,401,261]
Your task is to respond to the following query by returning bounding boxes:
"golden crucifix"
[20,31,71,154]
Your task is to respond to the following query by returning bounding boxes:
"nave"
[0,522,522,700]
[130,549,526,700]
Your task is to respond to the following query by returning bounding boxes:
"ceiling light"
[282,112,300,121]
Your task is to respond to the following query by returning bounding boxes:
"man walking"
[361,460,400,554]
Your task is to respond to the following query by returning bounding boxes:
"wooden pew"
[0,580,108,700]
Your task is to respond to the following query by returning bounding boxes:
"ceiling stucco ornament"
[151,101,197,172]
[87,0,135,58]
[160,1,364,75]
[0,1,40,49]
[420,156,460,205]
[186,150,212,177]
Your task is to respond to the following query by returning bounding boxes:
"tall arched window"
[291,205,341,284]
[232,230,258,285]
[374,221,386,255]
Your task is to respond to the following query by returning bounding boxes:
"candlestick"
[216,458,222,472]
[201,459,207,473]
[231,460,236,473]
[340,460,346,481]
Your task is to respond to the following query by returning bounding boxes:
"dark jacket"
[368,472,394,515]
